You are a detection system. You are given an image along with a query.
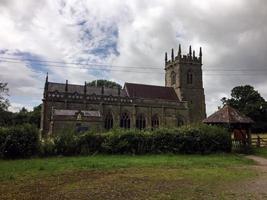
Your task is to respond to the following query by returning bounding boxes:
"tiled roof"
[203,105,254,124]
[124,82,180,101]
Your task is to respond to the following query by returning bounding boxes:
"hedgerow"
[0,124,231,158]
[43,124,231,156]
[0,124,39,159]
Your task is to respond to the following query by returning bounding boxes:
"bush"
[102,129,151,154]
[0,124,40,159]
[39,138,56,157]
[78,131,105,155]
[0,124,231,158]
[54,130,79,156]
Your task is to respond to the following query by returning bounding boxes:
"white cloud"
[0,0,267,115]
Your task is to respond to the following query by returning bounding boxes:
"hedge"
[44,124,231,156]
[0,124,231,158]
[0,124,40,159]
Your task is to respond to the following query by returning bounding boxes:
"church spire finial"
[65,80,68,92]
[171,48,174,61]
[84,81,87,94]
[45,72,48,83]
[44,72,49,96]
[165,52,168,64]
[199,47,202,64]
[189,45,192,56]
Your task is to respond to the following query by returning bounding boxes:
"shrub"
[102,129,151,154]
[78,131,105,155]
[54,130,79,156]
[40,138,56,157]
[1,124,231,158]
[0,124,40,159]
[98,125,231,155]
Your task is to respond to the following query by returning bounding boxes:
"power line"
[1,58,267,76]
[0,56,163,70]
[0,55,267,71]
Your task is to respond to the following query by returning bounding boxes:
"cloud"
[0,0,267,115]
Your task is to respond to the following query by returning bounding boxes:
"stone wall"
[41,91,189,135]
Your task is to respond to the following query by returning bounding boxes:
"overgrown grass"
[0,154,254,182]
[252,147,267,158]
[0,154,260,200]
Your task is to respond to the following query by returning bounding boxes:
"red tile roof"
[203,105,254,124]
[124,82,180,101]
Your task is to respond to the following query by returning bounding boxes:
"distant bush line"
[0,124,231,159]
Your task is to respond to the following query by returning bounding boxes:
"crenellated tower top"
[164,44,206,123]
[165,44,202,69]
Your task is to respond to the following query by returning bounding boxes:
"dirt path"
[225,155,267,199]
[246,155,267,167]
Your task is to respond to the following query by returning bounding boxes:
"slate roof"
[203,105,254,124]
[47,82,126,96]
[124,82,180,101]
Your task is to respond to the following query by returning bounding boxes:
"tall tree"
[87,79,122,89]
[221,85,267,132]
[0,82,9,111]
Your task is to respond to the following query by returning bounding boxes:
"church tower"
[165,44,206,123]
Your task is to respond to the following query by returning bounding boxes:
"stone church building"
[41,45,206,135]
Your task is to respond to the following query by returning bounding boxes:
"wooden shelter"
[203,105,254,147]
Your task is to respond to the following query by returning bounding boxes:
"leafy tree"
[29,104,42,128]
[0,82,9,111]
[221,85,267,132]
[87,79,122,89]
[12,105,42,127]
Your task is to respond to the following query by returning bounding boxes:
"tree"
[0,82,9,111]
[12,104,42,127]
[87,79,122,89]
[29,104,42,128]
[221,85,267,132]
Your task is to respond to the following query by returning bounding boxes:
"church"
[40,45,206,135]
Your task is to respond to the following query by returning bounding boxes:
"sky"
[0,0,267,115]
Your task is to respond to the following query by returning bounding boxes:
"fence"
[251,135,267,147]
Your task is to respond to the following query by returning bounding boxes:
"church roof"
[47,82,180,101]
[124,82,180,101]
[47,82,126,96]
[203,105,254,124]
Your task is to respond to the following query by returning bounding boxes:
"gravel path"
[246,155,267,167]
[229,155,267,199]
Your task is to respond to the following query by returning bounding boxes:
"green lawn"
[253,147,267,158]
[0,154,259,200]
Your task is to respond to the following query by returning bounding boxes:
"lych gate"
[203,105,254,151]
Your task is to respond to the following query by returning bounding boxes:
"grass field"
[253,147,267,158]
[0,154,261,200]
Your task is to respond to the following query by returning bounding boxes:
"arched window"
[136,114,146,130]
[104,112,113,130]
[171,71,176,85]
[151,114,159,129]
[177,116,184,127]
[187,70,193,84]
[120,112,130,129]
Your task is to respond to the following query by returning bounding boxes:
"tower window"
[136,114,146,130]
[104,112,113,130]
[187,70,193,84]
[120,112,130,129]
[151,114,159,129]
[171,71,176,85]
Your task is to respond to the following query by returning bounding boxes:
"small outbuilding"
[203,105,254,148]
